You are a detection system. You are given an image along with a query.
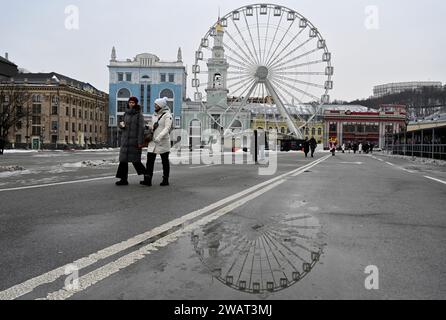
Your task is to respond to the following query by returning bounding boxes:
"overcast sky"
[1,0,445,101]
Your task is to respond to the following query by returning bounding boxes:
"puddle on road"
[190,212,325,295]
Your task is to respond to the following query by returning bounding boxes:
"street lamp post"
[40,126,45,150]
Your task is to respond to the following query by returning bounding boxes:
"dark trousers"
[146,152,170,178]
[116,161,146,180]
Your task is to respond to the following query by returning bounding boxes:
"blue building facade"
[107,48,187,146]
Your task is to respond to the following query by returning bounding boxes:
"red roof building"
[323,105,408,149]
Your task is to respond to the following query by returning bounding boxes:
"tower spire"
[111,46,117,61]
[177,47,183,62]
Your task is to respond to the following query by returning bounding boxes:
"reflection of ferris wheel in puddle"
[191,213,325,294]
[192,3,334,138]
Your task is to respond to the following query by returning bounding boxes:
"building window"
[32,116,41,125]
[72,123,76,133]
[32,95,42,103]
[51,135,58,144]
[16,121,22,130]
[117,73,124,82]
[140,85,145,108]
[32,104,41,114]
[90,112,93,120]
[160,74,166,83]
[52,106,58,115]
[160,89,174,112]
[312,128,316,136]
[32,126,41,136]
[85,111,88,119]
[117,88,131,113]
[66,107,69,116]
[168,74,175,83]
[90,125,92,133]
[84,124,87,132]
[117,101,127,113]
[175,117,181,128]
[109,116,115,126]
[78,123,82,131]
[65,122,69,131]
[15,135,22,143]
[126,73,132,82]
[72,108,76,117]
[79,110,82,118]
[147,85,151,108]
[52,121,58,131]
[318,128,322,135]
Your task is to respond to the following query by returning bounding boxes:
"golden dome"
[215,22,224,33]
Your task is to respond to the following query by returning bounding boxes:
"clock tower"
[206,20,229,108]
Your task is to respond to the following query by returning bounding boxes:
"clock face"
[215,51,222,58]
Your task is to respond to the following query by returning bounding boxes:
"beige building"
[2,73,108,149]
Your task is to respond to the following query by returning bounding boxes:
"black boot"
[160,176,169,186]
[140,175,152,187]
[116,179,129,186]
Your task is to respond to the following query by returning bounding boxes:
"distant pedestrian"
[303,138,310,158]
[141,97,173,187]
[115,97,146,186]
[309,137,317,158]
[353,142,358,154]
[370,143,375,154]
[347,142,352,154]
[329,138,337,156]
[363,143,369,154]
[341,143,346,153]
[358,143,363,154]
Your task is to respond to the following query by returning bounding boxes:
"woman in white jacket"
[141,97,173,187]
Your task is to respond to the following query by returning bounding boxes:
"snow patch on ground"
[378,152,446,167]
[0,169,32,178]
[62,160,119,168]
[2,150,38,154]
[79,148,118,152]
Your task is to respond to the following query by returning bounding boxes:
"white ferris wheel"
[192,3,334,139]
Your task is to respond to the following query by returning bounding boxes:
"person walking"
[341,143,346,154]
[353,142,358,154]
[141,97,173,187]
[309,137,317,158]
[358,142,363,154]
[303,138,310,158]
[370,143,375,154]
[115,97,146,186]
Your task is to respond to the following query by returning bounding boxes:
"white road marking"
[424,176,446,185]
[386,162,395,167]
[0,171,162,193]
[189,164,220,169]
[42,179,287,300]
[0,156,330,300]
[399,167,415,174]
[339,162,363,165]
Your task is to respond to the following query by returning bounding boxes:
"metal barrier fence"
[386,144,446,161]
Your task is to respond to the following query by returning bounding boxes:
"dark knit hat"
[128,96,139,104]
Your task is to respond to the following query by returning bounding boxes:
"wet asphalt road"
[0,150,445,300]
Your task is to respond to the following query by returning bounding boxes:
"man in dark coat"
[303,138,310,158]
[115,97,146,186]
[309,137,317,158]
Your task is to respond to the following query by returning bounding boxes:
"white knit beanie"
[155,97,169,109]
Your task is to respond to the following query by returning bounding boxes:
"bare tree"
[0,83,32,155]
